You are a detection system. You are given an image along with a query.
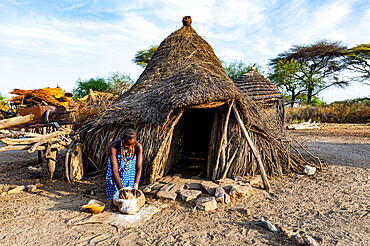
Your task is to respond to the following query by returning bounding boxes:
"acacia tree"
[106,72,135,95]
[221,61,262,81]
[132,45,159,68]
[268,58,307,106]
[270,40,348,104]
[342,44,370,85]
[72,77,111,99]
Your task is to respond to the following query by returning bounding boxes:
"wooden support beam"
[232,103,271,192]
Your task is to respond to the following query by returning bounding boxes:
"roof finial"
[182,16,192,26]
[251,64,256,70]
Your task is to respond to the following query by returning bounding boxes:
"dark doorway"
[166,108,214,178]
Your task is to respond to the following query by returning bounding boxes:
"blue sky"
[0,0,369,102]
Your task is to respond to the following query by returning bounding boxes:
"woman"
[106,129,143,200]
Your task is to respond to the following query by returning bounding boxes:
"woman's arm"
[110,142,123,191]
[134,142,143,189]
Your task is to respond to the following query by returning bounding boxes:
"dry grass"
[285,99,370,124]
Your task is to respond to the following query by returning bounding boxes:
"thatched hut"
[79,18,314,188]
[234,68,285,123]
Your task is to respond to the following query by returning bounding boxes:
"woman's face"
[123,138,136,148]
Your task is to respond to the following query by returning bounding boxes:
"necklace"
[121,141,135,170]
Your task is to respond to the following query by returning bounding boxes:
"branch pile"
[9,87,72,109]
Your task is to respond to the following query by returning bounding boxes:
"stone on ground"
[169,183,185,193]
[195,197,217,211]
[8,186,25,194]
[224,193,230,204]
[229,184,253,197]
[214,186,226,203]
[246,175,262,187]
[156,191,177,200]
[179,190,202,202]
[185,182,202,190]
[158,176,173,184]
[159,183,175,192]
[201,181,219,195]
[151,183,165,190]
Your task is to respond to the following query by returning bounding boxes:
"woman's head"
[122,129,137,147]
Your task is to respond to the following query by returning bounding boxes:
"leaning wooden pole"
[232,103,271,192]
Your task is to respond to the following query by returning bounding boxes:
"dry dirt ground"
[0,123,369,246]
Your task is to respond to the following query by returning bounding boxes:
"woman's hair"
[123,128,137,141]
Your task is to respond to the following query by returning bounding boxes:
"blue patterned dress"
[105,140,136,200]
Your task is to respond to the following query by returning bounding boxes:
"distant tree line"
[72,72,134,99]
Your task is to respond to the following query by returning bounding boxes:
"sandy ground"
[0,123,369,245]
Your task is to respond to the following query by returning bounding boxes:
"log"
[1,136,58,146]
[0,114,34,130]
[232,103,271,191]
[42,143,58,182]
[28,128,73,153]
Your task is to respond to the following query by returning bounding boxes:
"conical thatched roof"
[234,68,283,103]
[93,25,241,127]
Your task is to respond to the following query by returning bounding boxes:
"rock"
[151,183,165,190]
[215,178,234,184]
[190,176,204,180]
[201,181,219,195]
[172,174,182,178]
[185,182,202,190]
[247,175,262,187]
[156,191,177,200]
[159,183,175,192]
[291,235,305,245]
[229,184,252,197]
[234,176,243,181]
[169,183,185,193]
[8,186,25,194]
[255,219,278,233]
[26,185,38,192]
[224,193,230,204]
[214,187,225,203]
[1,192,7,196]
[149,189,158,196]
[195,197,217,211]
[142,182,158,194]
[279,226,295,238]
[303,235,319,246]
[304,165,316,176]
[158,176,174,184]
[179,190,202,202]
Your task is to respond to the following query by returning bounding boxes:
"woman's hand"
[119,189,128,199]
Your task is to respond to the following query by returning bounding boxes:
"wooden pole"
[206,110,218,179]
[213,100,233,180]
[0,114,34,130]
[232,103,271,192]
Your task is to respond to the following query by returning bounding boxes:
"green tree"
[270,40,348,104]
[106,72,135,95]
[222,61,262,81]
[132,45,159,68]
[72,77,111,99]
[268,58,307,107]
[0,92,7,108]
[342,44,370,85]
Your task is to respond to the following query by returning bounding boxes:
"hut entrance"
[166,108,214,178]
